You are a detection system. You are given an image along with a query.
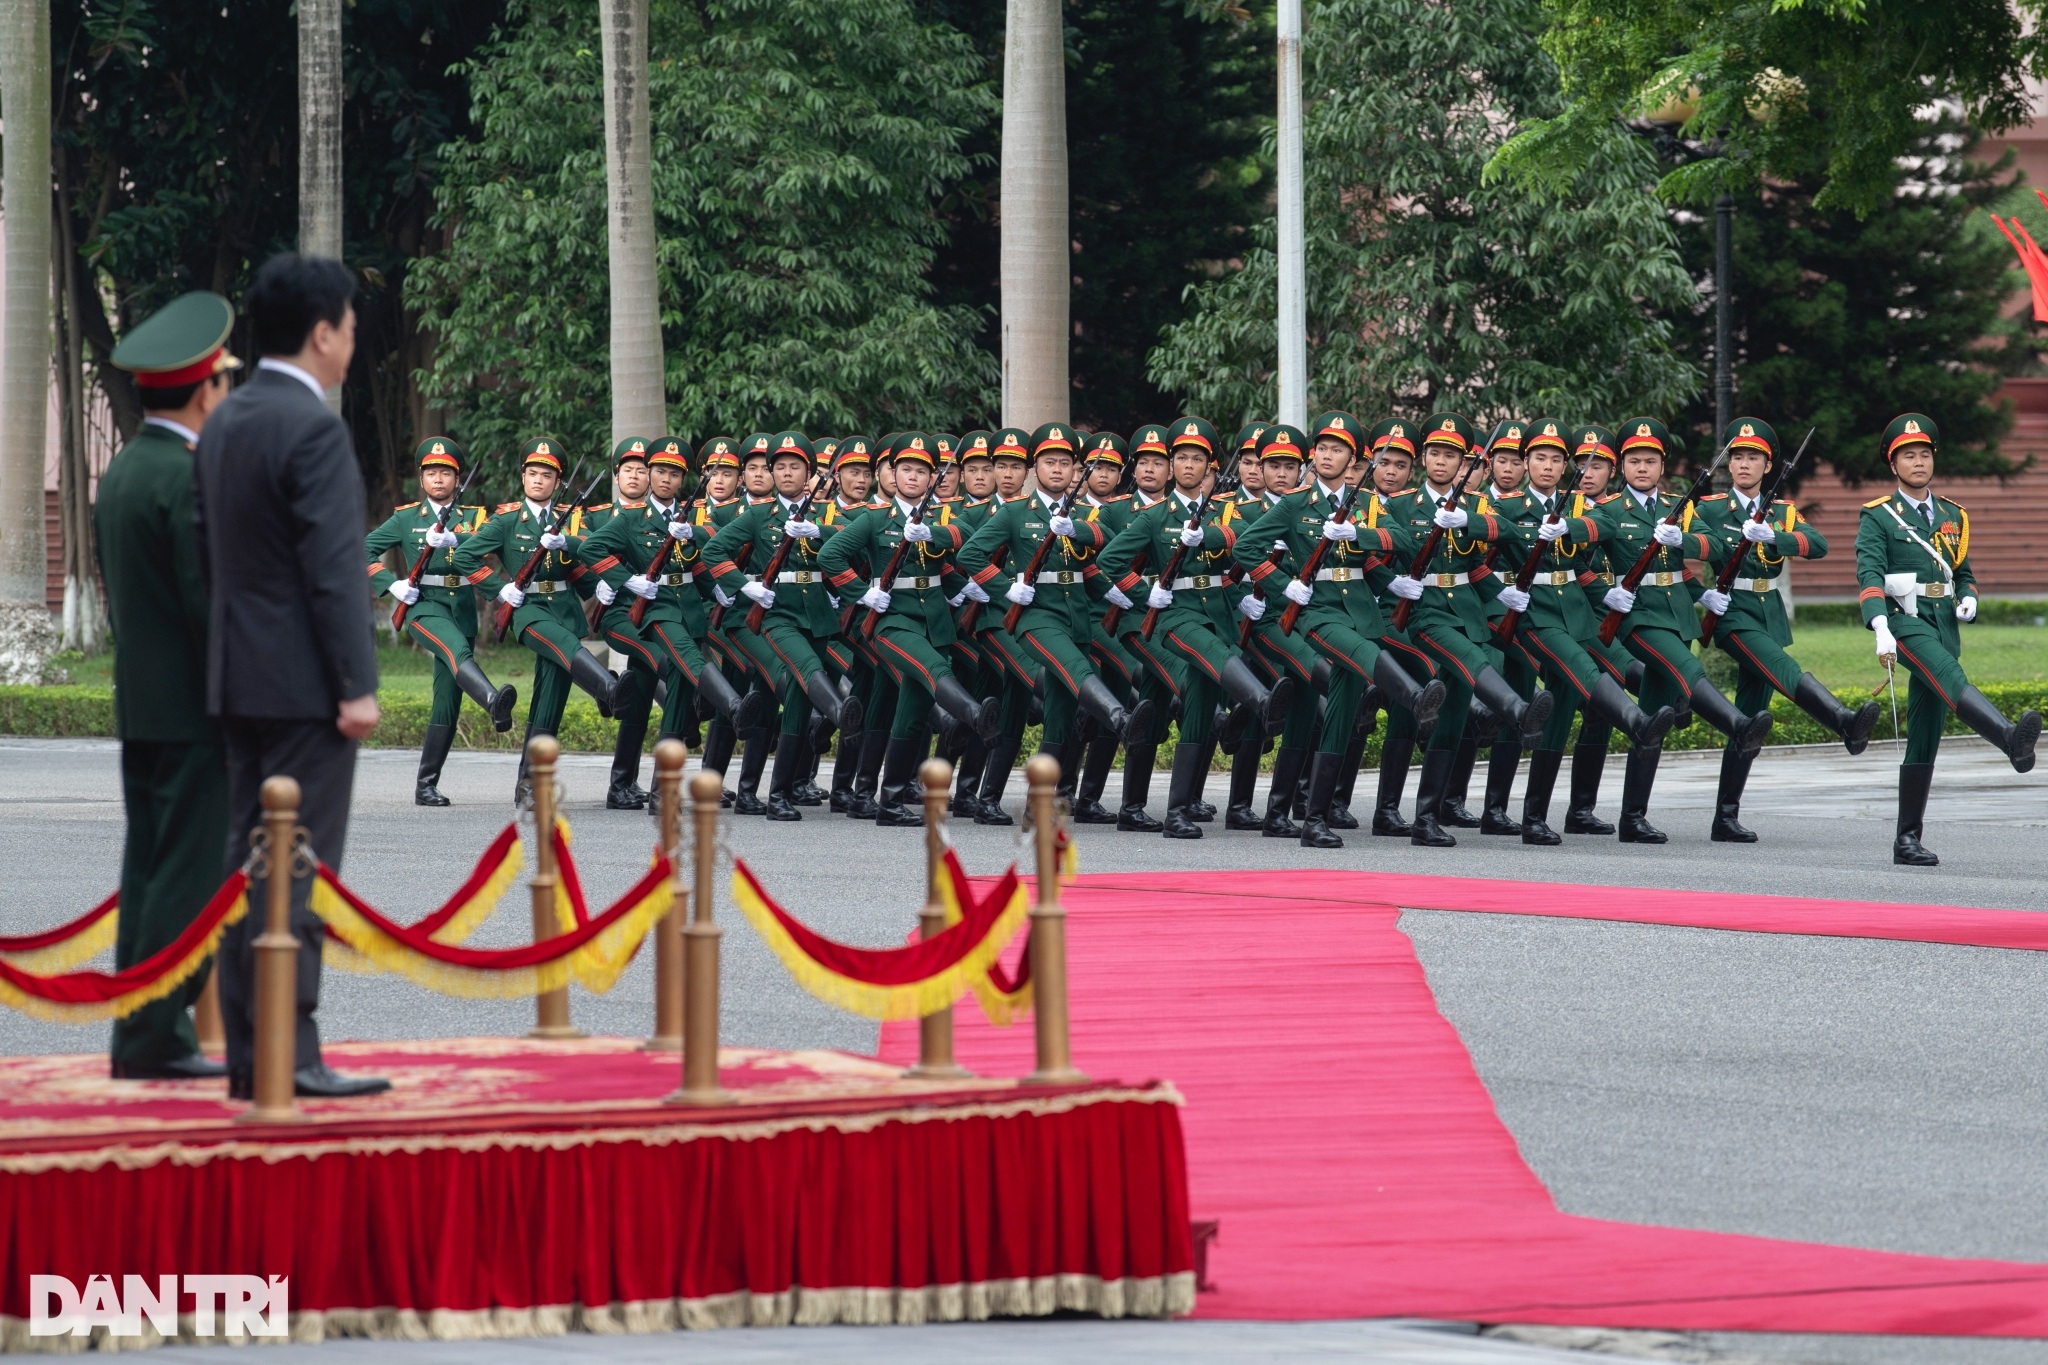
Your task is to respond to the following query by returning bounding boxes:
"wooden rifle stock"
[1490,462,1581,644]
[1278,479,1366,636]
[627,496,702,627]
[1698,428,1813,646]
[851,489,939,639]
[490,464,601,641]
[1388,453,1480,632]
[744,473,830,634]
[1137,475,1240,641]
[1001,459,1112,634]
[1238,543,1289,646]
[1595,446,1729,646]
[392,466,480,633]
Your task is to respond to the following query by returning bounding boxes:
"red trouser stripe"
[1414,630,1477,686]
[1896,641,1956,710]
[650,623,702,685]
[408,621,460,672]
[1526,631,1596,703]
[1165,631,1223,684]
[606,628,661,671]
[1631,633,1694,701]
[1022,633,1082,697]
[1305,629,1374,682]
[523,626,573,669]
[877,635,939,694]
[1725,631,1795,700]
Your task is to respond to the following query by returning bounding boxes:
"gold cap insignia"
[536,441,551,455]
[1542,424,1558,436]
[431,441,446,455]
[1636,424,1651,437]
[1906,420,1921,433]
[1391,424,1406,437]
[1440,419,1456,432]
[1739,423,1755,437]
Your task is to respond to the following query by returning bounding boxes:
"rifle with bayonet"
[1697,428,1813,646]
[744,471,833,635]
[626,468,705,627]
[1002,455,1115,635]
[392,463,480,634]
[847,486,941,640]
[1278,465,1375,636]
[490,461,602,641]
[1388,451,1482,632]
[1490,457,1581,645]
[1596,444,1729,646]
[1140,470,1241,642]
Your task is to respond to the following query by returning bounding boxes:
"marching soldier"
[99,291,240,1080]
[1559,424,1631,835]
[365,436,518,807]
[452,437,619,805]
[1469,420,1536,834]
[1858,414,2039,865]
[957,427,1042,824]
[1694,417,1880,841]
[938,431,1000,816]
[1361,421,1441,837]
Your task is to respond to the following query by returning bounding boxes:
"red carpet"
[876,872,2048,1333]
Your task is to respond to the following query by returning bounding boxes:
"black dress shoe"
[606,786,647,811]
[831,789,857,814]
[732,791,767,816]
[415,784,451,808]
[793,780,825,807]
[1187,799,1217,823]
[1070,796,1115,824]
[1225,803,1262,831]
[228,1066,252,1100]
[294,1064,392,1098]
[1326,803,1359,831]
[974,802,1014,826]
[1438,799,1481,829]
[112,1054,227,1081]
[1116,805,1162,833]
[764,795,803,821]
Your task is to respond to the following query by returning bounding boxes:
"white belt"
[775,570,820,585]
[661,571,694,587]
[1313,566,1367,583]
[1034,570,1084,586]
[891,574,943,590]
[1735,577,1776,593]
[1883,572,1950,601]
[527,579,563,594]
[1171,573,1226,590]
[1533,570,1574,587]
[1422,571,1473,588]
[1642,570,1685,587]
[415,574,462,590]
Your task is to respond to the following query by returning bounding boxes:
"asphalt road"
[5,735,2047,1365]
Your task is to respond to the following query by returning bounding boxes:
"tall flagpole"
[1275,0,1307,427]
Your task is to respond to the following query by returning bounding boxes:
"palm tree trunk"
[299,0,344,410]
[999,0,1068,429]
[0,0,52,607]
[601,0,667,445]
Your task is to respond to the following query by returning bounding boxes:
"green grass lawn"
[58,634,538,699]
[1771,622,2048,693]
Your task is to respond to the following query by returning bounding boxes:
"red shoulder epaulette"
[495,501,522,514]
[1698,493,1728,502]
[395,501,420,511]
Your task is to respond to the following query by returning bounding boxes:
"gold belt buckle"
[1328,567,1353,583]
[1057,571,1076,585]
[1433,573,1456,588]
[914,576,932,590]
[1190,574,1213,590]
[794,571,814,585]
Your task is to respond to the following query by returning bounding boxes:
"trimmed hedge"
[1793,599,2048,628]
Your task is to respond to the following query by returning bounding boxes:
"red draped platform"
[878,870,2048,1337]
[0,1039,1192,1346]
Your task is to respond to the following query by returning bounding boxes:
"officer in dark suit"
[98,292,240,1080]
[194,253,388,1099]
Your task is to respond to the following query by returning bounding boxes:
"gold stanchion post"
[238,776,305,1123]
[1024,754,1085,1085]
[526,735,583,1039]
[907,758,970,1079]
[644,739,688,1052]
[669,769,731,1104]
[193,967,225,1055]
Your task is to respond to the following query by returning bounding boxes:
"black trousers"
[112,738,231,1066]
[217,717,358,1074]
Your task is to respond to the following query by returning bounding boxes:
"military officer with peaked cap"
[98,292,241,1080]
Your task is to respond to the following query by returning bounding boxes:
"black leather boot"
[1893,762,1939,866]
[1793,671,1880,757]
[1299,751,1347,849]
[1072,734,1119,823]
[1710,745,1758,842]
[1219,655,1295,740]
[849,727,889,819]
[1373,651,1447,737]
[1077,673,1145,744]
[788,733,822,805]
[1564,742,1614,835]
[1616,745,1666,844]
[454,659,519,733]
[1118,742,1162,831]
[1225,736,1265,830]
[975,735,1020,825]
[1188,735,1218,822]
[806,671,863,732]
[829,730,864,812]
[699,664,771,732]
[1687,677,1772,758]
[1262,746,1308,838]
[1373,730,1416,836]
[951,734,989,820]
[1409,746,1458,847]
[1440,733,1482,828]
[1162,743,1205,840]
[1521,748,1563,845]
[513,721,537,809]
[1956,685,2042,773]
[1479,735,1522,835]
[1591,674,1677,750]
[1474,665,1555,746]
[765,734,803,821]
[934,674,1003,742]
[569,648,619,719]
[415,722,456,806]
[874,736,925,826]
[1327,725,1368,830]
[733,727,771,815]
[701,716,736,783]
[606,697,651,810]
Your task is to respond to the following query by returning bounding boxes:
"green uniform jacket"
[451,500,595,634]
[1234,484,1412,639]
[94,424,213,742]
[818,497,974,647]
[1588,489,1717,643]
[581,497,710,634]
[364,500,495,631]
[1377,486,1507,641]
[702,495,847,637]
[1693,491,1825,645]
[1489,488,1606,639]
[1855,489,1974,650]
[955,492,1110,638]
[1100,489,1245,637]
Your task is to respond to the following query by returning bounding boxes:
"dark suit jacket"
[194,366,378,719]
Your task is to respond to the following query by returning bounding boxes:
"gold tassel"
[938,867,1033,1026]
[325,836,524,974]
[0,904,118,974]
[0,893,249,1024]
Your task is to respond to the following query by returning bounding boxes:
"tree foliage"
[408,0,998,469]
[1492,0,2048,215]
[1149,0,1699,433]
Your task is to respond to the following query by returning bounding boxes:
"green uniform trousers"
[1409,610,1499,752]
[1155,614,1242,747]
[1514,624,1615,753]
[512,596,593,736]
[603,606,706,743]
[1245,618,1324,750]
[1301,620,1382,756]
[1018,624,1101,747]
[400,600,476,729]
[1620,626,1707,730]
[873,622,960,741]
[758,620,849,737]
[1713,626,1803,711]
[1886,611,1972,765]
[113,738,231,1066]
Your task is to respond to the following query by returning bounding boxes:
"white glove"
[1148,584,1174,610]
[1537,519,1569,542]
[1282,578,1315,607]
[1389,575,1425,601]
[1741,519,1776,544]
[960,579,990,604]
[497,583,525,608]
[1238,594,1267,621]
[784,519,819,539]
[1321,519,1358,542]
[949,588,972,608]
[625,574,659,600]
[1652,522,1684,548]
[1872,613,1896,661]
[1603,585,1635,614]
[1699,588,1731,617]
[1496,586,1530,613]
[1957,595,1978,623]
[594,580,617,605]
[539,530,568,551]
[1104,585,1134,611]
[902,520,932,543]
[859,584,891,613]
[1005,581,1036,607]
[425,525,459,549]
[1433,505,1468,530]
[1048,514,1078,538]
[742,580,775,607]
[713,586,734,607]
[668,520,692,542]
[1179,522,1206,548]
[389,579,421,606]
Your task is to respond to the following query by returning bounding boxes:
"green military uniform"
[1693,417,1881,843]
[818,441,892,819]
[99,291,240,1077]
[1556,425,1635,836]
[1856,413,2039,866]
[365,437,518,807]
